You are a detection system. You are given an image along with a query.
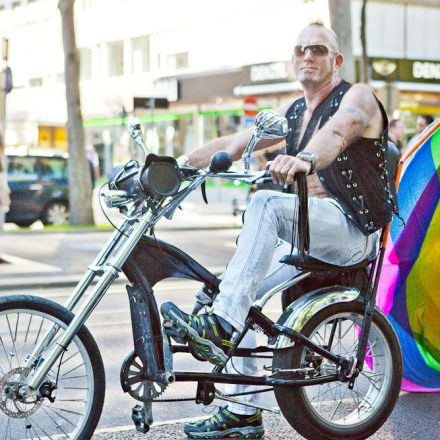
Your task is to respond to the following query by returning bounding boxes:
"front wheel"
[41,201,69,225]
[273,301,402,440]
[0,295,105,439]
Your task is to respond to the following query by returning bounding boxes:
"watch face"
[298,152,314,160]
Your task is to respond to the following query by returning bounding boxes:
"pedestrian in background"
[388,118,406,153]
[0,132,10,233]
[406,114,434,152]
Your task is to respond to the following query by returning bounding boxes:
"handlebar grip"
[295,172,309,256]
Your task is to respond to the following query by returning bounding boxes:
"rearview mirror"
[241,110,288,173]
[255,110,288,139]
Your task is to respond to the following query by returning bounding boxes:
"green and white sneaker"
[161,302,234,365]
[184,406,264,439]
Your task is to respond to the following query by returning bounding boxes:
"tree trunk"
[329,0,355,83]
[359,0,369,83]
[59,0,94,225]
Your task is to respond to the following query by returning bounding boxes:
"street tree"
[328,0,355,83]
[359,0,369,83]
[59,0,94,225]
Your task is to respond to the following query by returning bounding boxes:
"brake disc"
[120,352,167,402]
[0,367,42,419]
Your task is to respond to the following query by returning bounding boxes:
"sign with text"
[133,97,169,110]
[371,57,440,83]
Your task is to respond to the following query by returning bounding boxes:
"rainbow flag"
[377,120,440,392]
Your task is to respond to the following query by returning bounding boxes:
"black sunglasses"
[293,44,332,57]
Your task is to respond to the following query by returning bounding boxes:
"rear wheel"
[41,201,69,225]
[14,219,35,228]
[0,295,105,439]
[273,301,402,440]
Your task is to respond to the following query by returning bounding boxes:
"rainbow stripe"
[377,122,440,392]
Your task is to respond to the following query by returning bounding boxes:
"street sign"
[133,97,169,110]
[243,96,258,117]
[5,66,12,94]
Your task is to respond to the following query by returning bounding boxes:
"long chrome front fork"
[23,212,153,394]
[24,221,132,369]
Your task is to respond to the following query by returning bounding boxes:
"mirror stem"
[242,135,259,174]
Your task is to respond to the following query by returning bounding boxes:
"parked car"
[5,148,69,227]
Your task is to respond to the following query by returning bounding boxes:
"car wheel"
[14,219,36,228]
[41,201,69,225]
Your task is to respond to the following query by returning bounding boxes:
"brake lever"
[241,170,272,184]
[201,181,208,204]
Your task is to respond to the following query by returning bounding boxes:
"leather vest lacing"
[285,80,399,236]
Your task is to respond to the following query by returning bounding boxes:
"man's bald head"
[296,22,340,53]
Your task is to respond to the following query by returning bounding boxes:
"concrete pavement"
[0,186,246,291]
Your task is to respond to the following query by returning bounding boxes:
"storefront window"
[131,36,150,74]
[107,41,123,77]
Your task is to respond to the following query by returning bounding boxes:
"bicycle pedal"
[162,320,187,344]
[132,404,150,434]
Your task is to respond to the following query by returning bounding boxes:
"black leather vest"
[285,80,398,236]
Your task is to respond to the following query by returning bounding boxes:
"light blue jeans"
[212,190,380,414]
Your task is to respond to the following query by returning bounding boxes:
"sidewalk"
[0,187,246,292]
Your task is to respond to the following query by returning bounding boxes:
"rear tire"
[0,295,105,439]
[41,201,69,225]
[14,219,35,227]
[273,301,402,440]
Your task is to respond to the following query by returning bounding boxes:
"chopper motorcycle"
[0,111,402,439]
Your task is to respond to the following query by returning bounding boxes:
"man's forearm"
[305,125,351,170]
[187,135,240,168]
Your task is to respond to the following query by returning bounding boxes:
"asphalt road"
[1,230,439,439]
[11,282,440,440]
[0,228,238,274]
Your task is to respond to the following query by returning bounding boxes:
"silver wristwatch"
[296,151,316,175]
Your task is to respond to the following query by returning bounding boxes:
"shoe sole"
[162,306,228,366]
[185,425,265,439]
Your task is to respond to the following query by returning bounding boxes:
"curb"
[2,224,242,235]
[0,268,225,292]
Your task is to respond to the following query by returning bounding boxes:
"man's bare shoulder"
[341,83,378,112]
[337,83,383,137]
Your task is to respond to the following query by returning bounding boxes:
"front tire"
[0,295,105,439]
[273,301,402,440]
[41,201,69,225]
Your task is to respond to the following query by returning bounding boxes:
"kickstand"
[132,401,153,434]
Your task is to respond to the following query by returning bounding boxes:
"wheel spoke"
[297,310,394,428]
[61,362,84,378]
[40,406,71,438]
[43,405,77,429]
[0,306,101,439]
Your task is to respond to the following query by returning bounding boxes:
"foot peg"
[132,402,153,434]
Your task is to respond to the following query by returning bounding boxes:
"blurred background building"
[0,0,439,175]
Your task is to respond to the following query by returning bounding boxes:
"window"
[29,78,43,87]
[7,157,38,182]
[80,47,92,80]
[167,52,188,70]
[107,41,123,76]
[38,158,67,180]
[131,36,150,74]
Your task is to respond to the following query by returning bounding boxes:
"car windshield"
[38,157,67,180]
[7,156,39,182]
[7,156,67,182]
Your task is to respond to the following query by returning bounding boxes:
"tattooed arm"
[305,83,383,170]
[268,84,384,185]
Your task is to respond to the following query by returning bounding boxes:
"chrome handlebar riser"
[128,117,148,156]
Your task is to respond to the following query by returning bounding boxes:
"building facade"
[0,0,439,172]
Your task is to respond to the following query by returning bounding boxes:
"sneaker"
[184,406,264,439]
[161,301,233,365]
